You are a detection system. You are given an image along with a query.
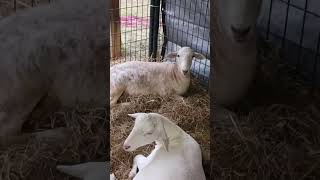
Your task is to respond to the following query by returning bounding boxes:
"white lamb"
[122,112,206,180]
[110,47,206,107]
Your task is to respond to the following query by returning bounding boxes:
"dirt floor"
[212,39,320,180]
[110,78,210,180]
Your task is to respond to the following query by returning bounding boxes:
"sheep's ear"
[165,52,178,59]
[158,119,170,152]
[128,113,139,119]
[128,113,145,119]
[193,52,206,60]
[162,136,169,152]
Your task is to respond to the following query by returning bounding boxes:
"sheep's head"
[217,0,262,43]
[123,113,169,152]
[166,47,206,76]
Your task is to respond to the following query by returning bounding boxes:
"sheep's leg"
[0,127,73,147]
[214,105,237,122]
[110,87,125,108]
[0,112,24,138]
[110,173,117,180]
[128,154,148,178]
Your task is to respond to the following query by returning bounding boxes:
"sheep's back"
[111,61,176,95]
[134,144,204,180]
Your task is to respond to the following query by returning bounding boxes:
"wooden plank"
[110,0,121,58]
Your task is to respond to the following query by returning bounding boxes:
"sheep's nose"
[231,25,251,42]
[123,145,131,150]
[182,70,188,75]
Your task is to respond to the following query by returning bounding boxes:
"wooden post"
[110,0,121,58]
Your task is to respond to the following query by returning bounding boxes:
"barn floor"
[110,79,210,180]
[212,39,320,179]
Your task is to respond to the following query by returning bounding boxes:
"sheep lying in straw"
[122,112,206,180]
[110,47,206,107]
[213,0,262,106]
[56,161,116,180]
[0,0,107,144]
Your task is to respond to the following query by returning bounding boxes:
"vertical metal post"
[160,0,168,59]
[110,0,121,58]
[149,0,161,60]
[152,0,161,59]
[14,0,17,11]
[266,0,273,40]
[148,0,155,58]
[296,0,309,70]
[311,32,320,93]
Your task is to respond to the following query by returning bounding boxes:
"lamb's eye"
[145,132,153,135]
[177,55,180,57]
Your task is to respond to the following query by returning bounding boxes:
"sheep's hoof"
[128,169,137,179]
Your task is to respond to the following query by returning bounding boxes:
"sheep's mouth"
[231,25,251,43]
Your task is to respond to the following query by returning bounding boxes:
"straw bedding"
[110,78,210,180]
[212,39,320,179]
[0,106,107,180]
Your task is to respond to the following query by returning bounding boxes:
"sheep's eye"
[177,55,180,57]
[145,132,153,135]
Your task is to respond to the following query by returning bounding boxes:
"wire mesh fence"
[110,0,164,63]
[0,0,52,17]
[257,0,320,91]
[110,0,210,88]
[161,0,210,87]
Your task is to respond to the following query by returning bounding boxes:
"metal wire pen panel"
[109,0,210,89]
[0,0,52,17]
[161,0,210,88]
[110,0,163,63]
[257,0,320,89]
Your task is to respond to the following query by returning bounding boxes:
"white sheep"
[110,47,206,107]
[0,0,107,142]
[213,0,262,106]
[122,112,206,180]
[56,161,117,180]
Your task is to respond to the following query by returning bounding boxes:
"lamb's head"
[123,113,169,152]
[166,47,206,76]
[217,0,262,43]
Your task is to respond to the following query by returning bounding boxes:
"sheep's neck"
[213,8,258,105]
[166,64,190,95]
[167,64,186,80]
[156,118,187,149]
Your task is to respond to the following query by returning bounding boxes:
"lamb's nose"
[123,145,131,150]
[182,70,188,75]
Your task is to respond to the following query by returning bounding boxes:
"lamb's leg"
[128,154,148,179]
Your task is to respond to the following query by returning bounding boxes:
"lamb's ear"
[128,113,147,119]
[165,52,178,59]
[158,119,169,152]
[128,113,140,119]
[193,52,206,60]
